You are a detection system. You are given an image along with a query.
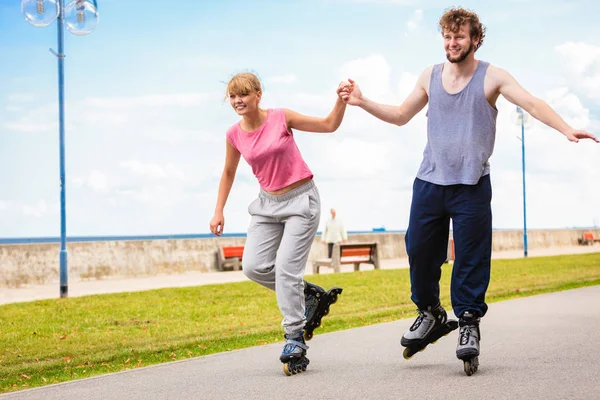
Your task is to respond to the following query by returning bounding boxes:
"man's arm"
[341,67,431,127]
[493,66,598,143]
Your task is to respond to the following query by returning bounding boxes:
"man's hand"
[339,78,363,106]
[565,129,599,143]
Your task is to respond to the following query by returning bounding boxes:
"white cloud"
[84,93,209,109]
[73,170,109,193]
[21,200,48,218]
[88,171,109,193]
[8,93,35,103]
[545,87,590,129]
[555,42,600,103]
[339,54,393,100]
[489,88,599,229]
[3,103,58,133]
[120,160,186,180]
[310,136,390,179]
[351,0,417,4]
[266,74,298,84]
[0,201,8,211]
[407,9,423,33]
[555,42,600,75]
[4,122,55,133]
[398,72,419,99]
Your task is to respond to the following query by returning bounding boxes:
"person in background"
[322,208,348,258]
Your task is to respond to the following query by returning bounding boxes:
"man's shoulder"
[479,61,507,76]
[415,65,437,88]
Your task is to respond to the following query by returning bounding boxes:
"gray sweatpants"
[242,180,321,336]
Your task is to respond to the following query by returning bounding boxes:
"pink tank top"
[226,108,314,191]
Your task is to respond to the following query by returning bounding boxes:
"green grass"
[2,252,600,392]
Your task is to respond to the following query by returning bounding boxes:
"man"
[322,208,348,258]
[339,7,598,373]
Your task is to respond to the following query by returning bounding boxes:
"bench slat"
[341,248,371,257]
[223,246,244,259]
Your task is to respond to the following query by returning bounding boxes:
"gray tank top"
[416,61,498,185]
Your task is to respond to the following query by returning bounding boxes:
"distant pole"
[22,0,99,298]
[517,106,528,258]
[57,0,68,297]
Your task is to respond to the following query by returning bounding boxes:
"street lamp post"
[21,0,99,298]
[512,106,530,258]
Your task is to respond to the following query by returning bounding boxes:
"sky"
[0,0,599,238]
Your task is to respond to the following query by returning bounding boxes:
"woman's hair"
[225,72,262,99]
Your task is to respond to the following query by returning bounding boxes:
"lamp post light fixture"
[21,0,99,298]
[511,106,531,258]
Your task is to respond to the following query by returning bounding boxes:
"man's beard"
[446,42,473,63]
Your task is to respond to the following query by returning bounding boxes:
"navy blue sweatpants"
[405,175,492,319]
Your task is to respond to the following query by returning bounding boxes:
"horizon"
[1,0,599,238]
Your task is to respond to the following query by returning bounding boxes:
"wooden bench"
[216,245,244,271]
[313,242,380,274]
[578,232,600,246]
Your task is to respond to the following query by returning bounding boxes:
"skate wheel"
[305,331,313,341]
[330,295,338,304]
[463,358,478,376]
[283,363,292,376]
[323,307,329,316]
[402,348,413,360]
[463,360,472,376]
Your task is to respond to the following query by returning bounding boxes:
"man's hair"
[439,7,486,51]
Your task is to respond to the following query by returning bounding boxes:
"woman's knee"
[242,259,273,281]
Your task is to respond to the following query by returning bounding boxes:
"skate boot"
[456,311,481,376]
[401,303,459,360]
[303,281,343,340]
[280,332,310,376]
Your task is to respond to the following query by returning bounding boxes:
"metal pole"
[519,107,528,258]
[57,0,68,297]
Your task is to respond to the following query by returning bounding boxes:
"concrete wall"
[1,229,599,288]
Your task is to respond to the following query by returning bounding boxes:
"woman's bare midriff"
[265,177,313,195]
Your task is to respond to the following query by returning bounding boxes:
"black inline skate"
[280,331,310,376]
[303,281,343,341]
[401,303,458,359]
[456,311,480,376]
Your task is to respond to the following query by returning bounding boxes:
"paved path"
[3,286,599,399]
[2,246,598,306]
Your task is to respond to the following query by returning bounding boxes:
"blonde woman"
[210,72,348,375]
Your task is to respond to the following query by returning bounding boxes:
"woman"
[210,72,347,375]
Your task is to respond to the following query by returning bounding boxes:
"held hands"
[337,78,362,106]
[565,129,599,143]
[210,212,225,236]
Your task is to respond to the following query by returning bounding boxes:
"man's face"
[331,209,336,218]
[443,24,477,63]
